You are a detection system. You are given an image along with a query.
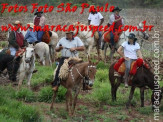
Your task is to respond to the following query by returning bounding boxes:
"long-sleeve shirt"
[8,31,26,50]
[33,15,45,28]
[24,29,37,43]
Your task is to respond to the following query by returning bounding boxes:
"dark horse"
[50,59,98,116]
[109,62,162,108]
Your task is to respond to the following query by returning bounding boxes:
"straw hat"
[27,23,34,28]
[13,20,22,25]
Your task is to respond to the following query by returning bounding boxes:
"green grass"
[0,58,163,121]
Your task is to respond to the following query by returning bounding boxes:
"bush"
[38,86,53,103]
[137,106,153,115]
[0,97,41,122]
[19,105,41,122]
[56,86,67,102]
[95,69,108,82]
[14,88,36,102]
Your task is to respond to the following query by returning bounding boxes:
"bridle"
[70,64,96,84]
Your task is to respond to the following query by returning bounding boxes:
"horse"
[18,46,35,88]
[109,62,162,108]
[50,59,98,116]
[21,30,58,62]
[34,42,52,66]
[102,22,149,63]
[73,22,101,60]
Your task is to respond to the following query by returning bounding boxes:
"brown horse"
[50,60,98,116]
[109,62,162,108]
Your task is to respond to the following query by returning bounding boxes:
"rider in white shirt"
[117,33,143,88]
[88,5,104,48]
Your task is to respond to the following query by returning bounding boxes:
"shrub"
[38,86,53,103]
[14,87,36,102]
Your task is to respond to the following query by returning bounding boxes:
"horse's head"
[25,47,35,63]
[138,22,149,40]
[84,59,99,87]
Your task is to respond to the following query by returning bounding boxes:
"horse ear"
[88,55,91,64]
[94,60,99,65]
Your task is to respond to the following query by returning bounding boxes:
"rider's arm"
[55,46,63,52]
[99,18,104,26]
[114,17,123,23]
[75,46,85,51]
[137,49,143,59]
[117,46,125,58]
[88,20,91,25]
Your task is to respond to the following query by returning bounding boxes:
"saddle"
[114,58,149,76]
[104,31,121,43]
[58,57,83,81]
[42,31,51,44]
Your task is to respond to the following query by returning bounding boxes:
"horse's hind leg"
[50,91,57,110]
[140,87,145,107]
[126,86,136,109]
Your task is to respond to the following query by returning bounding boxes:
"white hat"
[27,23,34,28]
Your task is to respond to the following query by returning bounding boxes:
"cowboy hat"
[12,20,22,25]
[112,7,122,12]
[27,23,34,28]
[34,9,43,15]
[128,33,137,41]
[65,30,74,34]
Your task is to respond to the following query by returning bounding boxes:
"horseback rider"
[88,5,104,48]
[117,33,143,88]
[33,9,45,42]
[24,23,37,44]
[52,30,85,91]
[0,20,27,82]
[108,7,124,51]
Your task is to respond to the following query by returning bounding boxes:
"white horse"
[18,46,35,88]
[21,30,58,63]
[102,22,149,63]
[34,42,52,66]
[73,23,101,59]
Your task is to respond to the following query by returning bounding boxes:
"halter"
[69,64,96,84]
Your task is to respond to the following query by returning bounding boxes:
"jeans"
[124,59,135,79]
[52,57,69,86]
[37,31,44,42]
[110,31,114,46]
[98,31,102,48]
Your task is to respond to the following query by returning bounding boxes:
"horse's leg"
[72,87,81,115]
[140,87,145,107]
[110,48,114,63]
[114,77,122,101]
[96,39,100,60]
[104,43,108,64]
[88,45,92,59]
[111,83,115,101]
[50,91,57,110]
[126,86,136,109]
[27,72,33,88]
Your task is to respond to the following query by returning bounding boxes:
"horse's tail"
[45,44,52,66]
